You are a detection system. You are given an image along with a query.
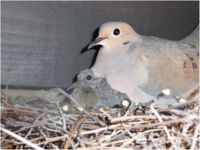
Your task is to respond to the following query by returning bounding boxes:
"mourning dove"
[88,21,199,102]
[67,69,129,108]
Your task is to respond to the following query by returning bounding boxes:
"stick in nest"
[150,103,177,149]
[0,127,45,150]
[64,117,86,150]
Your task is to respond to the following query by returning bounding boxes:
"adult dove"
[88,21,199,102]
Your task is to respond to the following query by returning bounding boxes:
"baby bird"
[67,69,129,108]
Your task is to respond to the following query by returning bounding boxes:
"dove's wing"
[140,36,198,96]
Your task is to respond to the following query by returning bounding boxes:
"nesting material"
[1,86,199,150]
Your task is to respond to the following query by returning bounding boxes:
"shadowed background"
[1,1,199,89]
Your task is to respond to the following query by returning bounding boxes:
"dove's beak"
[88,37,108,49]
[67,81,82,91]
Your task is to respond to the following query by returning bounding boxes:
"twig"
[157,100,198,111]
[41,126,63,133]
[0,127,45,150]
[110,115,174,124]
[182,121,194,136]
[50,143,59,150]
[30,137,44,143]
[4,106,41,116]
[150,103,177,149]
[24,128,34,139]
[99,107,113,120]
[25,113,46,138]
[57,104,66,130]
[37,134,70,146]
[120,128,165,147]
[64,117,86,150]
[15,125,42,133]
[162,109,196,117]
[190,124,199,150]
[97,129,119,144]
[81,114,197,135]
[81,124,129,136]
[40,129,48,142]
[1,138,22,145]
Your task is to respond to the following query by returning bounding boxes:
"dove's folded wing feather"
[140,36,198,96]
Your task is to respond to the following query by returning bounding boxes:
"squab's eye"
[86,75,92,80]
[113,28,120,36]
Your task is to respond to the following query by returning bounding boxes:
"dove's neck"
[91,37,143,78]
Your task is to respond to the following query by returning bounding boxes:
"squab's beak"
[88,37,108,49]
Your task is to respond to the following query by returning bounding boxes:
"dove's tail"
[179,23,199,50]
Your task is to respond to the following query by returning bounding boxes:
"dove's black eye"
[113,28,120,36]
[86,75,92,80]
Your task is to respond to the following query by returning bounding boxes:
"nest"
[1,87,199,150]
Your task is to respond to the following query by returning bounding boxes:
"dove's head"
[88,21,139,51]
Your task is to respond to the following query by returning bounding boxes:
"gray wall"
[1,1,199,88]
